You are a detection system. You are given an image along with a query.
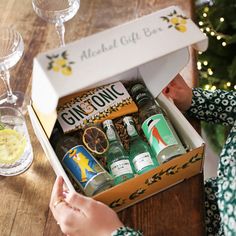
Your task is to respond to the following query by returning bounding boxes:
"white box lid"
[32,5,208,115]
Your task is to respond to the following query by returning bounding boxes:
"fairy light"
[211,85,216,91]
[197,11,225,93]
[210,32,215,36]
[220,17,224,22]
[207,68,213,75]
[234,85,236,90]
[197,62,202,70]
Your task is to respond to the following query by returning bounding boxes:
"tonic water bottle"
[123,116,158,175]
[50,122,113,196]
[103,119,134,185]
[130,83,186,164]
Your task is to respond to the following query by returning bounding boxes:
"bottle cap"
[130,83,151,104]
[102,119,114,129]
[123,116,133,125]
[130,83,145,96]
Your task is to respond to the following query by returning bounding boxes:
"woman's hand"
[162,74,193,113]
[50,176,124,236]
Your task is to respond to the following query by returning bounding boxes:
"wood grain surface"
[0,1,205,235]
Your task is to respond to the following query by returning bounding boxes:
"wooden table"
[0,1,205,235]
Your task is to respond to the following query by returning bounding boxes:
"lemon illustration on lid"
[0,129,26,164]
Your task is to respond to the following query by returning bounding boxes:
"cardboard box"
[29,6,208,212]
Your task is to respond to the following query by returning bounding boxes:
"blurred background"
[195,0,236,179]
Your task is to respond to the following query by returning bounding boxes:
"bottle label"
[106,127,117,141]
[110,160,133,177]
[126,124,138,137]
[133,152,154,172]
[142,114,178,157]
[62,145,104,189]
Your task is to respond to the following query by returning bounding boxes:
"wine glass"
[0,106,33,176]
[32,0,80,47]
[0,27,25,110]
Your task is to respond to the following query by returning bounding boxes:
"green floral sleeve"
[187,88,236,235]
[216,124,236,235]
[111,226,143,236]
[186,88,236,125]
[204,124,236,236]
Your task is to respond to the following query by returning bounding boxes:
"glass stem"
[55,22,65,47]
[0,70,17,104]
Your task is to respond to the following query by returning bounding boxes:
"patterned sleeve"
[111,226,143,236]
[217,123,236,235]
[204,123,236,235]
[186,88,236,125]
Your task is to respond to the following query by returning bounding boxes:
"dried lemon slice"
[82,126,109,155]
[0,129,26,164]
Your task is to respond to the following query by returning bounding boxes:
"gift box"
[28,6,208,212]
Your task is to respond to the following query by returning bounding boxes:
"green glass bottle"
[123,116,158,175]
[130,83,186,164]
[103,119,134,185]
[50,122,113,196]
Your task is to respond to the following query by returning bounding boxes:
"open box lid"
[31,5,208,137]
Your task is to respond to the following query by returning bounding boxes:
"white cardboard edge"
[31,59,59,114]
[28,105,75,192]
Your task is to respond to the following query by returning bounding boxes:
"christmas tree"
[196,0,236,153]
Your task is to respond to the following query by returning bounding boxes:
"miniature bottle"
[50,122,113,196]
[103,119,134,185]
[123,116,158,174]
[130,83,186,164]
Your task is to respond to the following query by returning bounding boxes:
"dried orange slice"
[82,126,109,155]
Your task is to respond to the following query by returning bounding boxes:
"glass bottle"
[50,122,113,196]
[103,119,134,185]
[123,116,158,175]
[130,83,186,164]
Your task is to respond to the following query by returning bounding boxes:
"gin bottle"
[103,119,134,185]
[50,122,113,196]
[123,116,158,175]
[130,83,186,164]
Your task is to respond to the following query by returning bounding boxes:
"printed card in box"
[57,82,138,133]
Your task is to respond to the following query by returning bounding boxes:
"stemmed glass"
[0,27,25,109]
[32,0,80,47]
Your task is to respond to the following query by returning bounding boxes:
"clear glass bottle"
[50,122,113,196]
[123,116,158,175]
[103,119,134,185]
[130,83,186,164]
